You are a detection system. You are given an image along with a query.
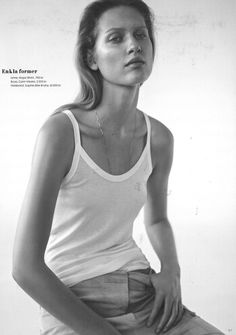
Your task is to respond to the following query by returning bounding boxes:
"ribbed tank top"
[45,110,153,287]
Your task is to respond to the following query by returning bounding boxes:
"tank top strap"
[62,110,81,147]
[143,112,153,172]
[60,110,81,185]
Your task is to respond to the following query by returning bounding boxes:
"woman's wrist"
[161,263,181,278]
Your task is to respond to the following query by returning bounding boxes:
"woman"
[12,0,224,334]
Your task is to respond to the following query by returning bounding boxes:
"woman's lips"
[125,58,145,67]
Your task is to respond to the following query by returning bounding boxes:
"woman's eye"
[108,35,122,43]
[135,31,147,40]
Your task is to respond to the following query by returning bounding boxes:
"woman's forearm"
[145,219,180,275]
[12,263,120,335]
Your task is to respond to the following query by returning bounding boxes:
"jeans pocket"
[70,272,129,317]
[106,312,139,331]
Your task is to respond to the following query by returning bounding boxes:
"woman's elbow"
[12,266,25,286]
[12,256,45,288]
[12,260,31,287]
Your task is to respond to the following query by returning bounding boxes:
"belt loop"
[148,267,155,286]
[148,267,155,275]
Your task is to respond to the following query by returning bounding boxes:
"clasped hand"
[147,269,184,333]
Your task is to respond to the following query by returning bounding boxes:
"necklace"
[95,110,137,174]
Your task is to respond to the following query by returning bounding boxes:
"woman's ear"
[87,50,98,70]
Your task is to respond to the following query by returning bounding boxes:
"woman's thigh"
[121,314,224,335]
[40,311,224,335]
[40,269,224,335]
[124,269,224,335]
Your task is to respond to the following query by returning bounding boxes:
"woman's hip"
[40,268,198,334]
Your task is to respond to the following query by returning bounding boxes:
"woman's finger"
[161,299,181,332]
[172,302,184,328]
[146,293,164,327]
[155,297,174,334]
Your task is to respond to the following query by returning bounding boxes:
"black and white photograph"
[0,0,235,334]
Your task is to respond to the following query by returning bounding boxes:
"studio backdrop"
[0,0,235,334]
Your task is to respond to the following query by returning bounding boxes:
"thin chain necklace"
[95,110,137,175]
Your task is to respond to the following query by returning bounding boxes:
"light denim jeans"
[40,268,224,335]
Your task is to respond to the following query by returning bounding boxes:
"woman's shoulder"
[37,110,76,162]
[144,114,174,171]
[147,114,174,150]
[23,112,74,192]
[40,109,74,143]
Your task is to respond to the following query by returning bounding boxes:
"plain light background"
[0,0,235,334]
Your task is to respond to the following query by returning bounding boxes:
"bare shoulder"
[148,115,174,170]
[40,111,73,142]
[148,115,173,149]
[34,111,74,179]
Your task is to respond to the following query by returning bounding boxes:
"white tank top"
[45,110,153,287]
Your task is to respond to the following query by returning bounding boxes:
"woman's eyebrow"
[105,25,147,34]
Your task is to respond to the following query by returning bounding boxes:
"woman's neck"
[95,81,140,130]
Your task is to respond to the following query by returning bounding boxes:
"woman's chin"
[125,72,150,86]
[125,78,147,87]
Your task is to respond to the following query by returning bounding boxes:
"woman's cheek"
[101,45,121,61]
[97,50,122,74]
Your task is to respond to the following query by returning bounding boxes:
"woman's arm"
[12,114,120,335]
[144,118,182,333]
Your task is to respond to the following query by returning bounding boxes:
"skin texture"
[12,5,182,335]
[89,6,153,87]
[144,119,182,332]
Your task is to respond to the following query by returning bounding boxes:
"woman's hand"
[147,268,184,333]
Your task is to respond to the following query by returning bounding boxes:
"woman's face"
[90,6,154,87]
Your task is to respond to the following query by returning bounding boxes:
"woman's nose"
[127,37,142,55]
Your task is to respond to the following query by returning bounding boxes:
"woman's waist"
[45,247,149,287]
[69,268,155,317]
[45,237,142,263]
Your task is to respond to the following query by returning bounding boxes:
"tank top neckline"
[64,109,151,182]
